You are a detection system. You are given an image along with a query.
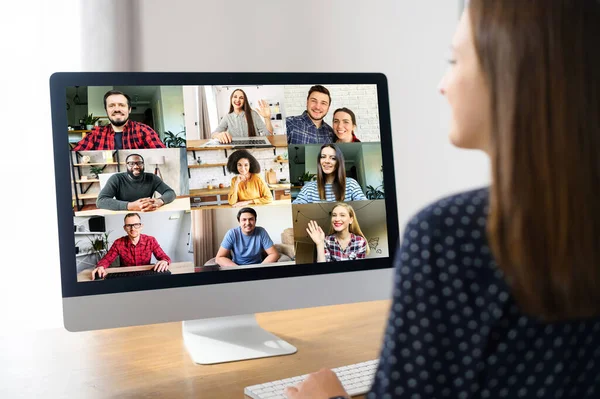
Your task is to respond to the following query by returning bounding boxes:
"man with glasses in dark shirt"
[72,90,166,151]
[91,213,171,280]
[96,153,176,211]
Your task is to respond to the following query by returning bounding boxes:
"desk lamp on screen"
[51,72,398,364]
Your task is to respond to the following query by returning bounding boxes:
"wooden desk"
[190,199,291,210]
[187,135,288,150]
[0,300,390,399]
[74,197,191,216]
[77,262,195,282]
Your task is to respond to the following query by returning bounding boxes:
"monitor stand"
[182,314,297,364]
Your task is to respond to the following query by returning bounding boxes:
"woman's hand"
[306,220,326,244]
[214,131,232,143]
[285,369,348,399]
[256,99,271,119]
[232,200,252,208]
[234,174,248,186]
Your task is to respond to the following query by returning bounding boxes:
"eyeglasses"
[124,223,142,229]
[127,161,144,167]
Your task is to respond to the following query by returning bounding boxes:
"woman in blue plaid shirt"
[307,202,369,262]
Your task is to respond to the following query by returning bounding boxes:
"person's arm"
[96,240,120,269]
[150,237,171,264]
[262,245,280,264]
[150,237,171,271]
[347,178,367,201]
[285,369,348,399]
[140,125,166,148]
[286,117,292,143]
[368,211,452,397]
[212,115,230,135]
[356,236,367,259]
[215,246,237,267]
[252,175,274,204]
[292,183,312,204]
[71,129,97,151]
[153,176,176,205]
[306,221,327,263]
[253,107,273,135]
[96,175,130,211]
[228,177,240,205]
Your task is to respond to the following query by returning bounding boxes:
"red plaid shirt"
[72,120,165,151]
[323,233,367,261]
[97,234,171,268]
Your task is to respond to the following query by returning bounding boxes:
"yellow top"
[228,174,273,205]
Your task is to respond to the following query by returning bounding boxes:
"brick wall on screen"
[283,84,380,142]
[187,147,290,190]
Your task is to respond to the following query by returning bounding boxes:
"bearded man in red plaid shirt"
[72,90,166,151]
[91,213,170,280]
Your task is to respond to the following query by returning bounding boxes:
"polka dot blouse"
[367,188,600,398]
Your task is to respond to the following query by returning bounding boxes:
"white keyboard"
[244,359,378,399]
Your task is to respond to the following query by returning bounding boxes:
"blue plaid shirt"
[286,111,334,144]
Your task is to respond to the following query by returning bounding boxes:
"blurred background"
[0,0,488,332]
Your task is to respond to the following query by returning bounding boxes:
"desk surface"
[191,199,291,210]
[190,183,291,196]
[77,262,195,282]
[75,197,191,217]
[0,300,390,399]
[187,135,288,150]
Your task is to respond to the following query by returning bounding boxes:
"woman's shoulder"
[404,187,490,240]
[302,180,318,189]
[346,177,360,186]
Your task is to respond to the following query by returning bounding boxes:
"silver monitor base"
[182,314,297,364]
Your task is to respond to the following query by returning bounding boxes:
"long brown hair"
[328,202,370,255]
[316,144,346,201]
[470,0,600,320]
[228,89,257,137]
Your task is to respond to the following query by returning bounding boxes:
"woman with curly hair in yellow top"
[226,149,273,207]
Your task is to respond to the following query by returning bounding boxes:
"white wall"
[159,86,185,136]
[362,144,384,189]
[7,0,487,333]
[88,86,113,117]
[1,0,82,333]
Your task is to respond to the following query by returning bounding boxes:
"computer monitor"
[50,72,399,364]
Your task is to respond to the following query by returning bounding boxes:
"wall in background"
[5,0,487,333]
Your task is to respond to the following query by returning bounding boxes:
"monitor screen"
[51,73,398,342]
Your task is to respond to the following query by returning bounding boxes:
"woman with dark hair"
[306,202,369,262]
[332,107,361,143]
[292,144,366,204]
[212,88,273,143]
[226,149,273,207]
[287,1,600,398]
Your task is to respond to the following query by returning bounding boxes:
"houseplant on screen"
[84,113,100,130]
[297,171,316,186]
[164,130,187,148]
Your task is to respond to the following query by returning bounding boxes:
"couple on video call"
[210,85,365,145]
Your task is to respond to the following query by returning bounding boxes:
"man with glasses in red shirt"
[72,90,166,151]
[91,213,170,280]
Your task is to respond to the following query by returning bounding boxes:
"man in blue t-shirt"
[215,208,280,266]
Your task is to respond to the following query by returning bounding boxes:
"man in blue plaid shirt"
[286,85,335,144]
